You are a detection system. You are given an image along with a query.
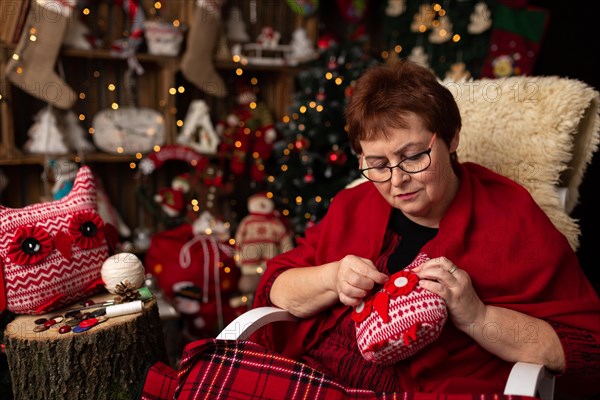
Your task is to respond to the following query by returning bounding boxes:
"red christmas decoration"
[327,147,348,165]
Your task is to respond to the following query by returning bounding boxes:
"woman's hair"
[345,60,461,154]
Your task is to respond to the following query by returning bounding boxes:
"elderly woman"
[140,61,600,399]
[253,60,600,396]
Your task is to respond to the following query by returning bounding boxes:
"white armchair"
[217,306,555,400]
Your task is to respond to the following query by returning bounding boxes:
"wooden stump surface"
[4,293,168,400]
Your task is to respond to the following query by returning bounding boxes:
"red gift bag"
[145,223,240,337]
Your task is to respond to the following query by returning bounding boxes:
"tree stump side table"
[4,293,167,400]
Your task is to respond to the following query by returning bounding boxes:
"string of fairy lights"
[0,0,349,229]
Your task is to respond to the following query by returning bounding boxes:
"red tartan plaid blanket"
[140,339,539,400]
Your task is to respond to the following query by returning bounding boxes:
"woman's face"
[359,113,459,227]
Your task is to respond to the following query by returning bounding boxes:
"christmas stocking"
[181,0,227,98]
[480,1,548,78]
[6,0,77,109]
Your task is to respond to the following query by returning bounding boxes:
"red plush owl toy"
[0,166,115,315]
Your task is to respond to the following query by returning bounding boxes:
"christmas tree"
[266,35,378,237]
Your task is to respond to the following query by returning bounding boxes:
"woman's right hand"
[335,255,389,306]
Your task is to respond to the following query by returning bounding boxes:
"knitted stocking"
[180,0,227,98]
[6,0,77,109]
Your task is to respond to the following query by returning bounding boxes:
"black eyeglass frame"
[359,134,437,183]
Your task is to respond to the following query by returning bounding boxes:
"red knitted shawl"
[253,162,600,393]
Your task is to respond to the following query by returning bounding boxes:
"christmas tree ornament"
[203,164,224,187]
[216,30,231,60]
[101,252,145,295]
[181,0,227,98]
[386,0,406,17]
[303,170,314,183]
[294,135,311,151]
[6,0,77,109]
[63,14,96,50]
[327,146,348,166]
[468,1,493,34]
[410,3,435,33]
[481,2,549,78]
[62,110,95,153]
[289,28,318,65]
[408,46,429,68]
[225,6,250,44]
[317,33,337,50]
[445,62,472,82]
[154,173,192,218]
[177,100,220,154]
[24,106,69,155]
[428,15,453,44]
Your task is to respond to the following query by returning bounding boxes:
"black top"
[387,209,438,274]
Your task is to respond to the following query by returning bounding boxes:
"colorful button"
[73,326,90,333]
[90,308,106,318]
[34,318,47,325]
[43,319,57,328]
[58,325,71,334]
[78,318,98,329]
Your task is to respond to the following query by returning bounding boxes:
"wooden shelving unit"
[0,1,316,235]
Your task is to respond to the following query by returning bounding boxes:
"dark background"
[531,0,600,291]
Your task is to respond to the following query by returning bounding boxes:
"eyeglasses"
[360,134,437,183]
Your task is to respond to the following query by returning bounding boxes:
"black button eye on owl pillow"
[0,166,117,315]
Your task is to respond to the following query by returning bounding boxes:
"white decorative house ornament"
[177,100,220,154]
[386,0,406,17]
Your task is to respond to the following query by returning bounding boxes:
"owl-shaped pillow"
[0,166,110,314]
[352,254,448,364]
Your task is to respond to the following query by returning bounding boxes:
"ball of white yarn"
[101,252,145,294]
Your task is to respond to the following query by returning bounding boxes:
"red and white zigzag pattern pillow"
[0,166,108,314]
[352,254,448,365]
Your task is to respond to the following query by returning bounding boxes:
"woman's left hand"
[412,257,486,331]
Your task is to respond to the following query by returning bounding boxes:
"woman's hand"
[412,257,486,331]
[335,255,389,307]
